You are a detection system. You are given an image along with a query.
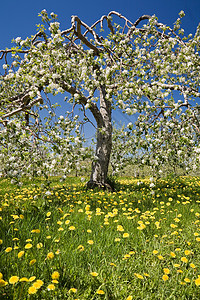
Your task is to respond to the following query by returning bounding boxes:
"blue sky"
[0,0,200,142]
[1,0,199,49]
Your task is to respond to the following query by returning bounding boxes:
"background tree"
[0,10,199,187]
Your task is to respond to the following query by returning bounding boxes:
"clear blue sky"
[1,0,199,48]
[0,0,200,142]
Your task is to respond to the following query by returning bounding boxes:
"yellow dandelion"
[184,278,191,283]
[37,242,43,249]
[51,271,60,280]
[0,239,3,245]
[126,296,133,300]
[175,248,181,252]
[28,286,37,294]
[25,243,32,249]
[90,272,98,277]
[87,240,94,245]
[69,226,75,231]
[33,280,44,289]
[19,277,29,282]
[157,255,164,260]
[96,290,105,295]
[123,232,130,238]
[0,279,8,287]
[29,276,36,282]
[181,257,188,263]
[137,223,146,230]
[5,247,12,253]
[114,238,121,242]
[46,212,51,217]
[162,274,169,281]
[174,264,180,268]
[134,273,144,279]
[195,277,200,286]
[170,252,176,258]
[52,280,59,284]
[196,237,200,242]
[47,252,54,259]
[117,225,124,232]
[65,220,70,225]
[190,263,196,269]
[69,288,77,293]
[47,284,55,291]
[152,250,158,255]
[18,251,25,259]
[184,250,192,256]
[58,227,64,231]
[77,245,84,251]
[0,273,3,280]
[163,268,170,275]
[29,259,36,265]
[9,276,19,285]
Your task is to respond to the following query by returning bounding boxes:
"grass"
[0,176,200,299]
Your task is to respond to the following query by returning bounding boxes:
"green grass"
[0,176,200,299]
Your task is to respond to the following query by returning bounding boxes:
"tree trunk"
[87,86,112,190]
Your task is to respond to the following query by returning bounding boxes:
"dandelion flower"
[28,286,37,294]
[69,226,75,231]
[51,271,60,280]
[152,250,158,255]
[47,284,55,291]
[134,273,144,279]
[29,276,36,282]
[157,255,164,260]
[163,268,170,275]
[97,290,105,295]
[37,243,43,249]
[9,276,19,285]
[126,296,133,300]
[69,288,77,293]
[117,225,124,232]
[184,278,191,283]
[170,252,176,258]
[19,277,29,282]
[190,263,196,269]
[5,247,12,253]
[195,277,200,286]
[181,257,188,263]
[87,240,94,245]
[33,279,44,289]
[46,212,51,217]
[0,280,8,287]
[25,243,32,249]
[114,238,121,242]
[123,233,130,238]
[90,272,98,277]
[29,259,36,265]
[77,244,84,251]
[162,274,169,281]
[47,252,54,259]
[184,250,192,256]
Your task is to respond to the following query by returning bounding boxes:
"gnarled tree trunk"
[87,85,112,190]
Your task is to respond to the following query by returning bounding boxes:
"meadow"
[0,176,200,299]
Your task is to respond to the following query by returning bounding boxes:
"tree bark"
[87,85,112,190]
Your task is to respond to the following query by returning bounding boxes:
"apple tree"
[0,10,199,187]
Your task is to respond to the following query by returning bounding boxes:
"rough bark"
[87,85,112,190]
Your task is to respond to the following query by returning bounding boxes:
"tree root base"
[86,180,113,191]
